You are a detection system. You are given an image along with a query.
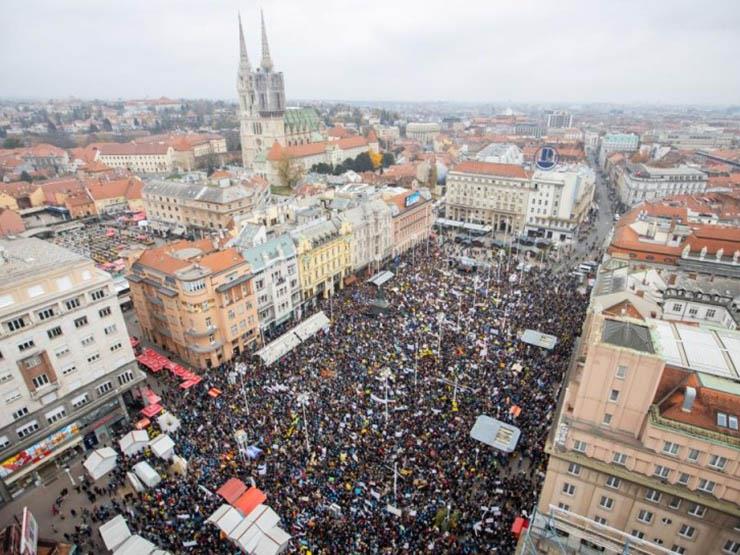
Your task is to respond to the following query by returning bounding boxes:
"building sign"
[534,146,558,171]
[0,423,80,479]
[20,507,38,555]
[404,191,421,208]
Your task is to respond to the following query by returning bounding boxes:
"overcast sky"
[2,0,739,105]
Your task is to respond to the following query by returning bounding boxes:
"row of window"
[2,289,108,335]
[662,441,729,470]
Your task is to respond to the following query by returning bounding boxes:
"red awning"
[140,403,163,418]
[216,478,247,504]
[208,388,222,398]
[143,388,161,405]
[135,418,150,430]
[233,487,267,517]
[512,516,529,537]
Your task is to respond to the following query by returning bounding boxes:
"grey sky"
[2,0,739,104]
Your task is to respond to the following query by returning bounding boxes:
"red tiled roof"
[451,160,529,179]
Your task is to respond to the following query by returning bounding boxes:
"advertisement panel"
[0,422,80,478]
[404,191,421,208]
[20,507,38,555]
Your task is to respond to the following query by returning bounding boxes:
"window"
[606,476,621,489]
[602,413,613,425]
[706,309,716,318]
[104,324,117,335]
[81,335,95,347]
[62,364,77,376]
[573,440,587,453]
[688,503,706,518]
[663,441,680,456]
[677,473,690,486]
[678,524,695,539]
[612,452,628,465]
[90,288,106,301]
[562,483,576,496]
[567,463,581,476]
[117,370,134,385]
[99,307,112,318]
[557,503,570,511]
[687,449,700,462]
[688,307,698,316]
[64,298,80,310]
[637,509,653,524]
[0,436,9,450]
[18,339,35,352]
[594,516,607,525]
[11,407,29,420]
[97,381,113,396]
[110,342,123,352]
[724,540,740,554]
[37,307,56,321]
[599,496,614,510]
[717,412,739,431]
[55,345,70,358]
[47,326,63,339]
[16,421,39,438]
[0,371,12,384]
[31,374,50,389]
[631,530,645,539]
[672,303,683,312]
[669,497,682,510]
[71,394,89,409]
[655,465,671,479]
[671,545,686,554]
[73,316,88,328]
[697,479,715,493]
[5,317,27,332]
[45,406,66,424]
[609,389,620,402]
[709,454,728,471]
[87,353,101,364]
[645,489,662,503]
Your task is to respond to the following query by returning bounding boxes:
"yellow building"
[127,239,260,369]
[0,183,45,210]
[290,218,352,303]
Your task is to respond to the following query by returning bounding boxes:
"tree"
[102,118,113,132]
[20,171,32,182]
[381,152,395,168]
[198,153,220,176]
[310,162,333,174]
[427,162,438,187]
[353,152,374,173]
[369,151,382,170]
[277,152,303,189]
[89,123,99,133]
[2,137,22,149]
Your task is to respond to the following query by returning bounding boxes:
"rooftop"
[0,237,87,286]
[450,160,530,179]
[601,319,655,353]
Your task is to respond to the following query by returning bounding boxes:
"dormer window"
[717,412,739,430]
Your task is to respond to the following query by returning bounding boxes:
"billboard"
[0,422,80,478]
[534,146,558,171]
[20,507,38,555]
[404,191,421,208]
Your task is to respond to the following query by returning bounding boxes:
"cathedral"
[237,12,322,171]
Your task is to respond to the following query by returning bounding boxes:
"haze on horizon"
[2,0,739,106]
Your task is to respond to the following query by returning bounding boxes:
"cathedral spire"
[260,9,274,71]
[238,12,251,69]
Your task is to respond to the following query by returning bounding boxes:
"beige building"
[127,239,261,369]
[383,188,434,257]
[143,177,270,234]
[336,199,393,273]
[445,161,534,234]
[93,142,175,174]
[526,298,740,555]
[0,238,145,501]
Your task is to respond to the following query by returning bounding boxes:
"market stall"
[118,430,149,456]
[83,447,117,481]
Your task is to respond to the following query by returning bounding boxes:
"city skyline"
[2,0,739,105]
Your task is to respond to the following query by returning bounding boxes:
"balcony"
[145,294,163,306]
[184,324,217,338]
[188,341,222,353]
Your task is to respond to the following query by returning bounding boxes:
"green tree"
[2,137,22,149]
[102,118,113,132]
[89,123,99,133]
[381,152,395,168]
[354,152,374,173]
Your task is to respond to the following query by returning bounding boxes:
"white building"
[662,274,739,330]
[0,238,145,501]
[545,111,573,129]
[475,143,524,165]
[597,133,640,169]
[406,122,441,145]
[617,165,707,206]
[337,199,392,273]
[232,231,302,332]
[524,165,596,242]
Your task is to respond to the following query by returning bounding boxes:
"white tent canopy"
[99,515,131,551]
[127,471,145,493]
[255,311,330,366]
[133,461,161,488]
[157,412,181,433]
[119,430,149,456]
[113,534,157,555]
[234,505,290,555]
[149,434,175,460]
[208,504,243,535]
[83,447,117,481]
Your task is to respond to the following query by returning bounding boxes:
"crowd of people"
[54,238,590,553]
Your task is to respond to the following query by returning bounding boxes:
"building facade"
[290,218,352,303]
[617,165,707,206]
[445,161,533,234]
[337,199,392,273]
[127,240,260,368]
[406,122,441,145]
[597,133,640,169]
[385,189,434,257]
[93,143,175,174]
[545,111,573,129]
[528,304,740,554]
[0,238,144,501]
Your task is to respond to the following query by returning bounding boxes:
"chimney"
[681,387,696,413]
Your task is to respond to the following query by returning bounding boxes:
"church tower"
[237,11,286,170]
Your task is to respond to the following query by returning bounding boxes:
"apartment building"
[528,304,740,554]
[406,122,441,145]
[143,177,271,234]
[662,274,739,330]
[127,240,260,369]
[93,142,175,174]
[337,199,392,273]
[445,161,534,234]
[384,189,434,257]
[0,238,144,501]
[597,133,640,169]
[290,218,352,303]
[618,165,707,206]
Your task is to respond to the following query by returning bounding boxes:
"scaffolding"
[519,505,674,555]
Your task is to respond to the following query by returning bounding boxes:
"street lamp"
[378,367,393,423]
[296,392,310,452]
